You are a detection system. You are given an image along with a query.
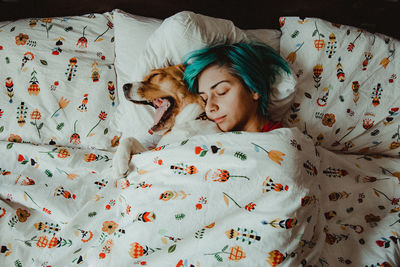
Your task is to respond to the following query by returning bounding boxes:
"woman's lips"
[214,115,226,124]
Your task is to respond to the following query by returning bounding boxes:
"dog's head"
[123,64,205,133]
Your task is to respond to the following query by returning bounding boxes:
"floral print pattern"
[0,12,119,150]
[281,16,400,157]
[0,12,398,267]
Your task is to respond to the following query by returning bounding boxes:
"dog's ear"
[176,64,185,72]
[166,58,174,67]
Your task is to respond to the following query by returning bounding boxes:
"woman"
[183,42,290,132]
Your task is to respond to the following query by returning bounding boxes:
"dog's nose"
[123,83,132,98]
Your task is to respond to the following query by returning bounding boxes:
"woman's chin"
[216,122,230,132]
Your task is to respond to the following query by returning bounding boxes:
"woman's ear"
[252,92,260,101]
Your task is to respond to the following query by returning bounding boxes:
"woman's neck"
[243,115,269,132]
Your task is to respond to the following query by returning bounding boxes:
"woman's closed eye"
[216,87,229,96]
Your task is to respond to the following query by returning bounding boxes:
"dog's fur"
[113,64,220,178]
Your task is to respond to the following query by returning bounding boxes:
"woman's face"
[197,64,262,132]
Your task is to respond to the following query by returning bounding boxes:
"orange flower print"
[102,221,118,235]
[76,26,88,48]
[51,96,70,118]
[57,148,70,158]
[87,111,108,137]
[129,242,145,259]
[40,18,53,38]
[313,64,323,78]
[30,109,41,120]
[27,70,40,95]
[252,143,285,165]
[16,208,30,222]
[210,169,249,182]
[389,142,400,150]
[84,153,97,162]
[228,246,246,261]
[286,42,304,64]
[111,136,120,147]
[206,245,246,262]
[268,151,286,165]
[8,134,22,143]
[266,250,285,266]
[40,147,70,159]
[47,236,58,248]
[0,207,6,218]
[70,132,81,145]
[380,57,390,69]
[83,153,110,162]
[40,18,52,23]
[128,242,157,259]
[70,120,81,145]
[322,113,336,127]
[286,52,296,64]
[30,109,43,138]
[36,235,49,248]
[380,47,395,69]
[15,33,29,45]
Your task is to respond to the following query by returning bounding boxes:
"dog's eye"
[147,73,160,81]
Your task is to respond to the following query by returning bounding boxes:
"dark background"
[0,0,399,39]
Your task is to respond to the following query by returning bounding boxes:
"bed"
[0,3,399,267]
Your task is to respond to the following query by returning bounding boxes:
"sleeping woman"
[183,42,291,133]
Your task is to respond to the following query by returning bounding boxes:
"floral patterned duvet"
[1,128,399,266]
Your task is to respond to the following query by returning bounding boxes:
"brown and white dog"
[113,64,220,178]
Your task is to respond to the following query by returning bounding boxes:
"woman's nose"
[206,95,218,113]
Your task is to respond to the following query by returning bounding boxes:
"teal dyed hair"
[183,42,290,116]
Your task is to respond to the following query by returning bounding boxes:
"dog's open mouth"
[150,97,175,131]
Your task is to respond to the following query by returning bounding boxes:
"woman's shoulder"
[261,121,283,132]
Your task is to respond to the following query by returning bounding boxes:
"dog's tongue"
[153,98,170,126]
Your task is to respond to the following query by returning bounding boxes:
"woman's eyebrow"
[211,80,229,89]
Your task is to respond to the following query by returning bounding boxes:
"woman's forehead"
[198,65,237,92]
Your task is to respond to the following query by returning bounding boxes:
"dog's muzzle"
[123,83,133,99]
[123,82,154,106]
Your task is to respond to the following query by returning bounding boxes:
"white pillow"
[111,10,294,148]
[110,9,163,148]
[0,12,120,150]
[280,16,400,157]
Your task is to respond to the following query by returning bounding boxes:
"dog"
[113,64,220,178]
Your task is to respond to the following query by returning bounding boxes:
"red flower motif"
[347,42,355,52]
[244,202,256,211]
[99,111,107,121]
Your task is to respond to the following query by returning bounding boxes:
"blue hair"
[183,42,290,116]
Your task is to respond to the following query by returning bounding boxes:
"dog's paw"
[112,137,147,179]
[112,153,130,179]
[112,140,133,178]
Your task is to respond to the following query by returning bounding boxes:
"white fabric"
[0,13,120,150]
[110,10,294,148]
[280,16,400,157]
[1,127,399,266]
